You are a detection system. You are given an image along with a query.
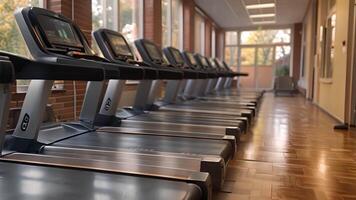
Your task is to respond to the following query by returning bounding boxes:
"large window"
[92,0,143,43]
[231,29,292,90]
[194,12,205,55]
[162,0,183,48]
[0,0,45,92]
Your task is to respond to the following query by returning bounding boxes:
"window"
[0,0,46,92]
[120,0,143,42]
[322,13,336,79]
[224,31,238,67]
[194,12,205,55]
[162,0,183,48]
[92,0,143,43]
[237,29,292,89]
[257,47,274,66]
[240,48,255,66]
[211,28,216,58]
[240,29,291,45]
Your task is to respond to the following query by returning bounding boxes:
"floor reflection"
[215,93,356,200]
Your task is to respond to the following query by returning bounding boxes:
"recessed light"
[250,13,276,18]
[246,3,275,9]
[252,21,276,24]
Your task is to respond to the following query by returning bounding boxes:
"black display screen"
[145,43,162,61]
[172,49,184,63]
[37,14,83,48]
[106,32,133,57]
[187,53,197,65]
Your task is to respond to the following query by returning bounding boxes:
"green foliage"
[0,0,35,55]
[275,65,290,77]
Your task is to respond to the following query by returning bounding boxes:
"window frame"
[320,10,336,81]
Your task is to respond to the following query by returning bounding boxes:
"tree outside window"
[0,0,45,92]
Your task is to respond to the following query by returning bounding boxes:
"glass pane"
[240,48,255,66]
[0,0,41,56]
[224,47,238,67]
[194,13,204,54]
[225,31,238,45]
[120,0,142,42]
[92,0,118,31]
[162,0,169,46]
[171,0,182,48]
[241,29,291,45]
[257,47,273,66]
[275,46,291,76]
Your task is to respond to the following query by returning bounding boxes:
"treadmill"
[123,42,254,125]
[216,60,263,98]
[150,52,257,122]
[163,48,258,111]
[1,6,237,192]
[0,54,203,199]
[92,29,248,140]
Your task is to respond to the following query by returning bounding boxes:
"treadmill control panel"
[105,32,134,61]
[37,14,83,52]
[143,42,164,64]
[22,7,102,60]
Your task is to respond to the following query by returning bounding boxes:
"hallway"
[215,93,356,200]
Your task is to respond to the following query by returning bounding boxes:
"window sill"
[319,78,333,84]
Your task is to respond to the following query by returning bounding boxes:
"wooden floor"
[214,93,356,200]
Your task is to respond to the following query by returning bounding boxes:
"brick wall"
[204,19,212,57]
[182,0,195,52]
[293,23,303,83]
[216,28,225,60]
[144,0,162,46]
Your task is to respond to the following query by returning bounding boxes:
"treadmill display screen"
[145,43,162,61]
[106,32,133,57]
[187,53,197,65]
[172,49,184,63]
[37,15,83,48]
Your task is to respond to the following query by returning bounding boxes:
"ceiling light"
[246,3,275,9]
[252,21,276,24]
[250,13,275,18]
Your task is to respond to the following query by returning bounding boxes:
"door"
[239,46,276,90]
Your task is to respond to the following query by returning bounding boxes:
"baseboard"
[312,102,344,124]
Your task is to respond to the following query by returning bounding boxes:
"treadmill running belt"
[0,162,202,200]
[51,132,232,162]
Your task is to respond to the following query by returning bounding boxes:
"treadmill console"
[143,42,164,64]
[183,52,199,68]
[17,7,103,61]
[104,32,134,61]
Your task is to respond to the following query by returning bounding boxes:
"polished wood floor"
[215,93,356,200]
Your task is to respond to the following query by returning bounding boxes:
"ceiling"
[194,0,311,29]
